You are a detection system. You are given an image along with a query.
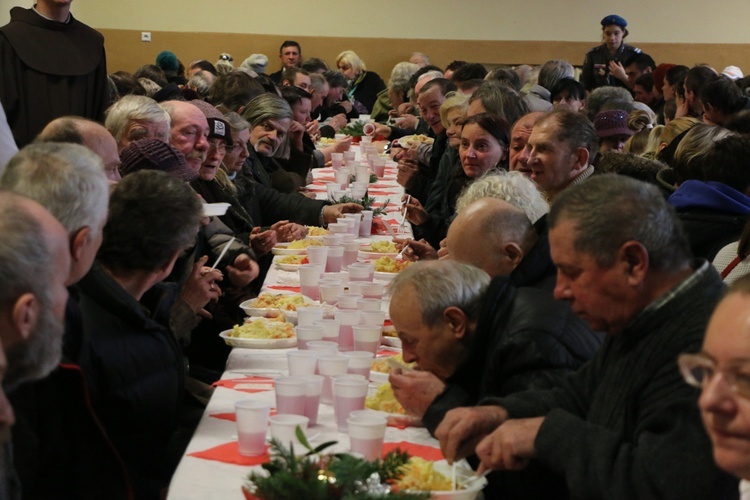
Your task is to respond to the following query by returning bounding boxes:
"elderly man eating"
[436,174,738,499]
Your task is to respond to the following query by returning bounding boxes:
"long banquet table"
[167,148,447,499]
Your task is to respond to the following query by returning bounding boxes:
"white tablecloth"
[167,154,428,499]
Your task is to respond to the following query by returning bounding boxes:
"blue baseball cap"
[601,15,627,29]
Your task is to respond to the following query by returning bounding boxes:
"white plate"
[276,262,302,272]
[407,461,487,499]
[374,271,398,282]
[370,370,389,384]
[397,135,434,148]
[359,250,398,260]
[219,330,297,349]
[382,336,402,348]
[271,246,307,256]
[202,202,231,217]
[239,302,285,318]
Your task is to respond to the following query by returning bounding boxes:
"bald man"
[37,116,122,182]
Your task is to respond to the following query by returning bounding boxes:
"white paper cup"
[357,298,383,311]
[343,213,361,236]
[318,354,350,404]
[235,400,271,456]
[361,310,387,327]
[352,325,382,354]
[331,152,344,162]
[275,376,309,416]
[269,414,309,452]
[314,319,341,344]
[342,351,375,378]
[347,415,387,460]
[332,375,369,432]
[287,350,319,376]
[343,151,357,163]
[334,170,350,188]
[335,309,361,351]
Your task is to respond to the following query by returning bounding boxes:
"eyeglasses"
[678,353,750,399]
[208,141,226,153]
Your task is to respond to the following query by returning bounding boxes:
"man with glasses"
[680,277,750,496]
[436,175,738,499]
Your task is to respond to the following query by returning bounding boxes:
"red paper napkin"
[188,441,270,466]
[382,442,443,461]
[212,376,274,394]
[377,348,401,357]
[209,409,277,422]
[385,218,400,226]
[368,190,398,196]
[267,285,301,292]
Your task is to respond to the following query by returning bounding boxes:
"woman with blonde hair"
[335,50,386,113]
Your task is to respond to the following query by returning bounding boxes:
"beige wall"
[4,1,750,76]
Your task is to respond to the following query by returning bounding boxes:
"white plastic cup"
[343,213,362,236]
[334,170,349,189]
[306,340,339,355]
[337,293,363,310]
[335,134,347,142]
[352,325,382,354]
[348,415,387,461]
[294,325,324,350]
[337,217,356,235]
[318,354,350,404]
[314,319,341,344]
[325,245,344,273]
[347,282,362,296]
[359,211,374,237]
[331,152,344,163]
[322,234,343,247]
[269,414,309,452]
[343,151,357,164]
[319,282,345,305]
[359,282,385,299]
[332,375,369,432]
[326,182,339,201]
[361,310,387,327]
[306,246,328,268]
[372,158,386,178]
[327,222,349,235]
[355,166,370,184]
[235,400,271,456]
[357,298,383,311]
[343,241,361,267]
[298,264,324,300]
[335,309,361,351]
[363,122,376,136]
[287,350,319,375]
[350,186,367,199]
[305,375,324,426]
[321,273,346,284]
[348,263,374,282]
[342,351,375,378]
[275,376,309,416]
[296,306,325,327]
